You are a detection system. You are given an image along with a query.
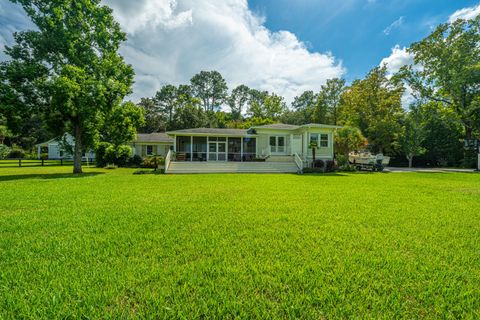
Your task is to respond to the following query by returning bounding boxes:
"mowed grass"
[0,166,479,319]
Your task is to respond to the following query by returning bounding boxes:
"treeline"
[1,1,479,169]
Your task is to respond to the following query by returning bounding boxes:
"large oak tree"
[0,0,135,173]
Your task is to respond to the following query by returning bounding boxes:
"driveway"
[386,167,477,173]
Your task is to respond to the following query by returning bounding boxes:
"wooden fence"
[0,159,95,168]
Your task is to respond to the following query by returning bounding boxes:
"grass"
[0,166,479,319]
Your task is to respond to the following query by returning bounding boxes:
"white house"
[36,134,95,160]
[129,133,174,157]
[165,123,340,173]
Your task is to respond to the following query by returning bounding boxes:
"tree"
[339,66,405,154]
[399,106,426,168]
[1,0,135,173]
[154,84,178,126]
[316,78,346,125]
[137,98,166,133]
[401,17,480,140]
[228,85,250,120]
[419,102,464,166]
[190,71,228,112]
[334,126,367,157]
[100,102,144,147]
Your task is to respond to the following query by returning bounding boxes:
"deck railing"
[164,150,172,173]
[294,153,304,173]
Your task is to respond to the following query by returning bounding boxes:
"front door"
[270,136,286,154]
[208,142,227,161]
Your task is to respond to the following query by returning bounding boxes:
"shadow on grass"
[0,172,105,182]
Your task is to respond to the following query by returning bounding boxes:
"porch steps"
[167,161,299,174]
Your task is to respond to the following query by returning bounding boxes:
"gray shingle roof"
[252,123,301,130]
[134,133,174,143]
[167,128,249,136]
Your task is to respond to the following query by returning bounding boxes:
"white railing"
[164,150,172,173]
[294,153,304,172]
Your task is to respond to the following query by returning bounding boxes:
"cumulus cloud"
[383,16,404,35]
[380,45,416,107]
[380,45,413,75]
[103,0,345,103]
[449,4,480,23]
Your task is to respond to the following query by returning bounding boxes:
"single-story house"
[36,134,96,160]
[130,133,174,157]
[165,123,340,173]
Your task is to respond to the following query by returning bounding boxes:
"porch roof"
[167,128,252,137]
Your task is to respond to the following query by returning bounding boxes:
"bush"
[8,148,25,159]
[313,159,324,168]
[95,142,112,167]
[325,160,336,173]
[96,143,132,167]
[338,164,357,172]
[142,156,165,169]
[336,154,349,167]
[40,153,49,160]
[0,144,11,159]
[128,154,143,167]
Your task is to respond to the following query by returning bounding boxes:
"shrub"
[313,159,324,168]
[338,164,357,172]
[142,156,165,169]
[96,143,132,167]
[8,148,25,159]
[40,153,49,160]
[128,154,143,167]
[0,144,11,159]
[95,142,112,167]
[336,154,349,167]
[325,160,336,173]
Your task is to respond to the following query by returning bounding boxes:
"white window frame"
[310,133,329,148]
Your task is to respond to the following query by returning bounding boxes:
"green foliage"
[316,78,346,125]
[100,101,144,147]
[104,145,132,167]
[339,66,405,154]
[401,16,480,139]
[0,144,11,159]
[1,0,135,173]
[228,85,251,120]
[334,126,367,156]
[142,156,165,168]
[190,71,228,112]
[399,106,426,167]
[137,98,166,133]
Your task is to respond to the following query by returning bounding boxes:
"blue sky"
[0,0,479,103]
[249,0,479,81]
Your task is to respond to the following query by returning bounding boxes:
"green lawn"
[0,166,479,319]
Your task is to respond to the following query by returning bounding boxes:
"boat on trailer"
[348,151,390,172]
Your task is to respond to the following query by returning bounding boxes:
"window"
[146,145,154,155]
[310,133,329,148]
[320,134,329,147]
[270,136,286,153]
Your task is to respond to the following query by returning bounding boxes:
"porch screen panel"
[176,136,191,161]
[243,138,256,161]
[192,137,207,161]
[228,138,242,161]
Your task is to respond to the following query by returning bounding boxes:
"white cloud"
[383,16,404,35]
[449,4,480,23]
[380,45,413,75]
[380,45,416,108]
[103,0,345,104]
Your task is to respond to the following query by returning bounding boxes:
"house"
[36,134,96,160]
[130,133,174,157]
[165,123,340,173]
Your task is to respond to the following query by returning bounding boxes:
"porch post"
[37,144,41,160]
[241,137,244,162]
[190,136,193,161]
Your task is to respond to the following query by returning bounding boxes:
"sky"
[0,0,480,104]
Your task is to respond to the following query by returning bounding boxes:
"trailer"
[349,151,390,172]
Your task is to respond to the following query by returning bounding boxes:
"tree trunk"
[73,124,83,174]
[408,155,413,168]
